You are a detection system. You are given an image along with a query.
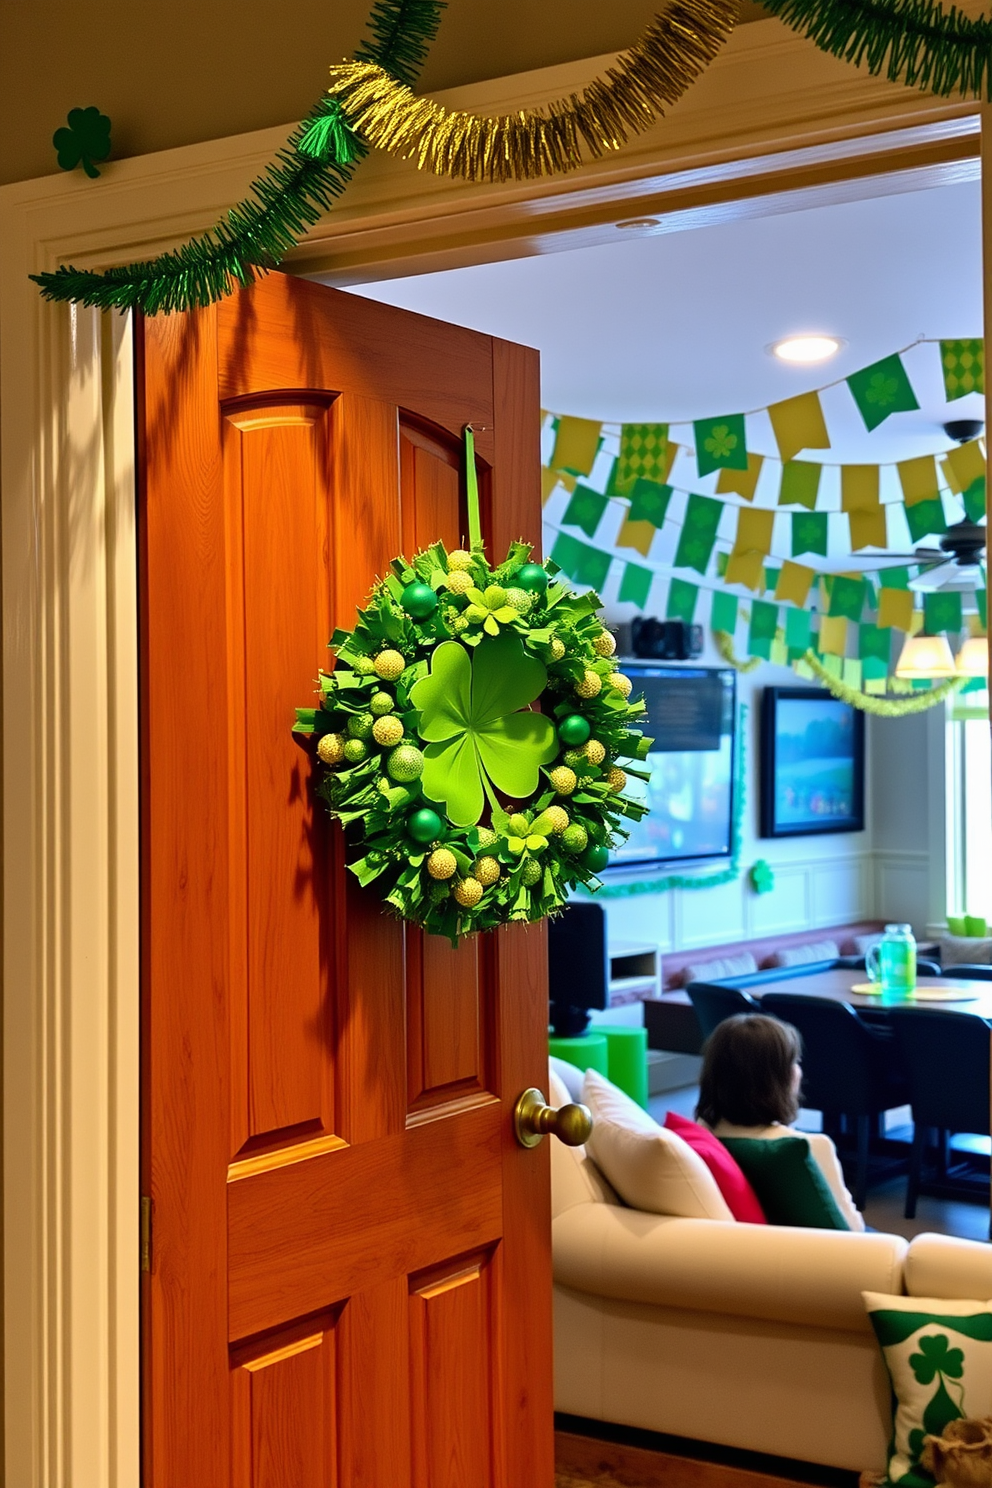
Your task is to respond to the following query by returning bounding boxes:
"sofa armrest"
[906,1232,992,1300]
[553,1203,907,1331]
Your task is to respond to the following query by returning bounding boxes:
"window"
[946,696,992,922]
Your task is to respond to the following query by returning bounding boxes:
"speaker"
[630,617,703,660]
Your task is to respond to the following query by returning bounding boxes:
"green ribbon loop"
[464,424,483,551]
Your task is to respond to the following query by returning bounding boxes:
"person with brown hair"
[696,1014,864,1230]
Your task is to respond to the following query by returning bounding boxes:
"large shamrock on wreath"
[294,536,651,943]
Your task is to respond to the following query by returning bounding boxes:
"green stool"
[548,1033,608,1085]
[596,1025,649,1108]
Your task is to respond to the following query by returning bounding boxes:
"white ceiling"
[344,179,984,470]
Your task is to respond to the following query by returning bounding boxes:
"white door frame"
[0,22,980,1484]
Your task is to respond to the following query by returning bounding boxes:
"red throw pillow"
[664,1111,767,1224]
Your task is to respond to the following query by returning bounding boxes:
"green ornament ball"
[520,858,542,886]
[370,691,394,717]
[347,712,374,739]
[388,744,425,782]
[581,843,610,873]
[408,807,442,843]
[402,580,438,619]
[562,824,589,854]
[343,738,368,764]
[516,563,548,594]
[558,713,591,747]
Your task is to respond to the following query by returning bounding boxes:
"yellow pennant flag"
[541,467,560,506]
[770,631,789,667]
[849,507,888,550]
[717,453,764,501]
[615,517,656,557]
[551,416,602,477]
[842,657,863,690]
[897,455,939,507]
[725,551,766,591]
[944,439,985,493]
[840,465,880,512]
[775,560,814,607]
[733,507,775,557]
[865,677,888,695]
[768,391,830,463]
[819,615,848,655]
[878,587,914,632]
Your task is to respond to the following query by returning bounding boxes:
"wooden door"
[137,273,553,1488]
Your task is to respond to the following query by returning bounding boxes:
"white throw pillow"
[681,951,758,986]
[582,1068,734,1220]
[549,1054,584,1103]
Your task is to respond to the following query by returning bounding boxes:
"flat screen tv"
[760,686,865,838]
[607,663,737,870]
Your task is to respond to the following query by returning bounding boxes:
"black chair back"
[687,983,760,1041]
[890,1008,991,1137]
[760,993,881,1116]
[943,965,992,981]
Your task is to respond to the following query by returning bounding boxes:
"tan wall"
[0,0,765,186]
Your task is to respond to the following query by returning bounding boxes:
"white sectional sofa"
[550,1094,992,1472]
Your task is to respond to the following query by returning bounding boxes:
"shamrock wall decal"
[750,859,775,895]
[53,107,112,179]
[410,632,558,827]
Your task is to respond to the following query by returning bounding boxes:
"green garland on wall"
[30,0,445,313]
[578,703,747,898]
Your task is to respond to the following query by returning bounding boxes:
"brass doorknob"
[513,1087,593,1149]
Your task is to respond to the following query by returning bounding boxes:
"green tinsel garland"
[30,0,445,313]
[803,650,965,712]
[761,0,992,98]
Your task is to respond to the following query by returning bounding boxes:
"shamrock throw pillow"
[863,1291,992,1487]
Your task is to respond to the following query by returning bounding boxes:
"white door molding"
[0,28,979,1483]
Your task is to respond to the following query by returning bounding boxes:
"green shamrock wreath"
[294,540,651,943]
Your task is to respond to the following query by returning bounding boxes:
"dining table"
[710,966,992,1021]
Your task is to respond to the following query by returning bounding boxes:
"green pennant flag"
[778,461,822,510]
[627,479,674,528]
[859,623,892,665]
[963,476,987,524]
[829,575,866,621]
[616,423,670,491]
[674,493,723,574]
[879,565,910,590]
[764,566,780,594]
[711,589,739,634]
[716,550,729,577]
[924,590,963,634]
[979,589,988,630]
[904,497,948,544]
[940,339,984,401]
[694,415,748,478]
[667,578,699,624]
[748,599,778,659]
[561,483,608,538]
[550,531,611,590]
[618,561,653,608]
[785,606,812,652]
[847,354,919,432]
[791,510,828,557]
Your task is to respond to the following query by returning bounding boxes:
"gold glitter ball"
[372,714,404,747]
[427,848,457,880]
[549,765,577,796]
[447,549,474,571]
[445,569,473,594]
[370,691,395,716]
[316,732,345,765]
[608,672,633,698]
[593,629,617,657]
[585,739,606,766]
[521,859,542,886]
[353,656,376,675]
[549,637,566,661]
[374,649,406,681]
[563,749,586,769]
[505,588,531,613]
[544,805,569,834]
[477,827,499,849]
[474,856,501,887]
[605,766,627,791]
[453,876,484,908]
[575,670,602,699]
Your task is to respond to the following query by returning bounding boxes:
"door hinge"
[140,1195,152,1274]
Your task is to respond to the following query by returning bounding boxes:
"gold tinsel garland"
[713,629,761,673]
[322,0,741,183]
[803,651,964,716]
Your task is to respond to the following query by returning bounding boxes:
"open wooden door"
[137,272,553,1488]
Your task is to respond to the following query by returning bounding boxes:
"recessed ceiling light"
[615,217,661,230]
[769,335,844,364]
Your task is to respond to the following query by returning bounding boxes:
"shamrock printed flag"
[627,479,674,527]
[924,591,963,634]
[778,461,821,510]
[748,600,778,659]
[674,493,723,574]
[615,423,670,490]
[667,578,699,624]
[847,354,919,432]
[717,453,764,500]
[941,339,984,400]
[829,575,867,621]
[694,415,748,478]
[551,416,602,477]
[618,561,653,608]
[561,483,608,538]
[963,476,987,524]
[904,497,948,545]
[549,531,611,591]
[880,565,911,590]
[785,606,812,654]
[791,511,829,557]
[710,589,739,634]
[768,391,830,463]
[859,623,892,668]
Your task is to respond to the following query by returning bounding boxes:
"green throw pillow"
[718,1136,850,1230]
[863,1291,992,1487]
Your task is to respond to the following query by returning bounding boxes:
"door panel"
[139,273,552,1487]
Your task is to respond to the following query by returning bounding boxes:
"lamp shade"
[895,633,957,679]
[956,635,989,677]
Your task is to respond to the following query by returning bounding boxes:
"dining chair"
[889,1007,992,1221]
[760,993,910,1210]
[941,965,992,980]
[687,983,761,1041]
